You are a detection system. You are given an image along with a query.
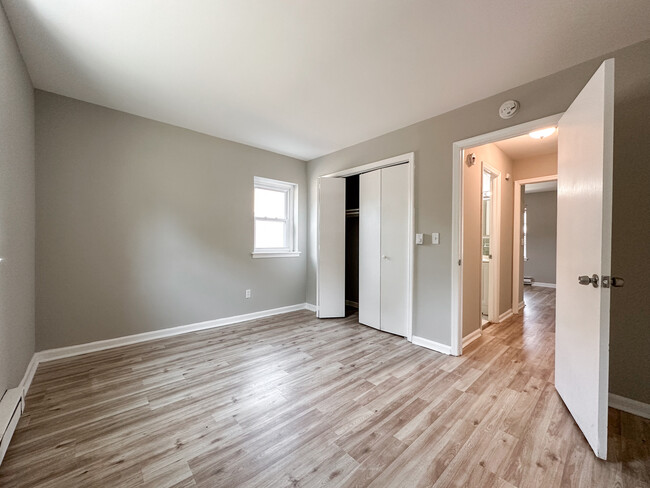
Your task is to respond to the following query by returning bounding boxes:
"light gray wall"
[0,4,35,391]
[306,39,650,404]
[35,91,307,351]
[523,191,557,284]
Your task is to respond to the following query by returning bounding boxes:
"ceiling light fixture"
[529,127,556,139]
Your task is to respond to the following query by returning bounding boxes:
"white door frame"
[481,162,501,325]
[319,152,415,341]
[512,174,558,314]
[451,114,562,356]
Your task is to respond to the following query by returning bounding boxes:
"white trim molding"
[482,162,501,325]
[412,335,452,356]
[20,355,39,404]
[512,174,558,313]
[251,251,301,258]
[499,309,514,322]
[462,329,482,348]
[609,393,650,420]
[531,282,556,288]
[304,303,318,313]
[518,301,525,312]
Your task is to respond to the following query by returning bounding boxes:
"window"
[252,177,299,257]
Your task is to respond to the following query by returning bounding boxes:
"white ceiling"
[525,181,557,194]
[495,130,558,160]
[3,1,650,160]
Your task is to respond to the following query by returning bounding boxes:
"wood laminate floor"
[1,288,648,487]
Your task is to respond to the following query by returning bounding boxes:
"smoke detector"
[499,100,520,119]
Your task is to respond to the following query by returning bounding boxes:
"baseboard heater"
[0,388,23,465]
[523,276,534,286]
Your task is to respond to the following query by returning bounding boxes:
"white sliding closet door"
[380,164,409,336]
[359,170,381,329]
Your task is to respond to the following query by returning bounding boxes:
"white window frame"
[252,176,300,258]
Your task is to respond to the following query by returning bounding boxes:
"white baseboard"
[412,335,451,355]
[532,282,556,288]
[304,303,317,313]
[609,393,650,420]
[20,355,39,407]
[499,309,514,322]
[37,303,311,363]
[462,329,482,348]
[518,300,525,312]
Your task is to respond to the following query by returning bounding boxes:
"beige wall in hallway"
[513,153,557,181]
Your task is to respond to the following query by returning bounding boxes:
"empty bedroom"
[0,1,649,487]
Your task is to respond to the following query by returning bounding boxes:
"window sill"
[251,251,301,259]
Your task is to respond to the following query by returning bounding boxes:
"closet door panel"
[317,177,346,318]
[359,170,381,329]
[380,164,409,336]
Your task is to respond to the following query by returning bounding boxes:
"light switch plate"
[415,233,423,245]
[432,232,440,245]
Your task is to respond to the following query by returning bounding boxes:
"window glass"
[254,188,287,220]
[255,220,286,249]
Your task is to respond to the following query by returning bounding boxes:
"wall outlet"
[432,232,440,245]
[245,289,251,299]
[415,233,423,245]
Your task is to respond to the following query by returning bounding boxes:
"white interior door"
[380,164,409,336]
[317,177,346,318]
[359,170,381,329]
[555,59,614,460]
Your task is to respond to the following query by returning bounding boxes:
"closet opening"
[316,152,414,341]
[345,175,360,313]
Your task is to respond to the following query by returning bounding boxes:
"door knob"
[578,274,599,288]
[382,255,389,260]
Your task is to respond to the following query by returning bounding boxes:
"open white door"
[555,59,614,460]
[317,177,346,318]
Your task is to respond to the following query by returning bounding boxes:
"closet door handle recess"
[382,255,389,260]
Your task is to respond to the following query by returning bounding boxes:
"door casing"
[481,162,501,326]
[512,174,558,314]
[451,114,563,356]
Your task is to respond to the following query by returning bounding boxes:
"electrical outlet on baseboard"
[245,289,251,299]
